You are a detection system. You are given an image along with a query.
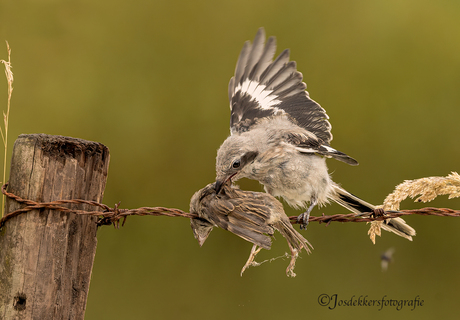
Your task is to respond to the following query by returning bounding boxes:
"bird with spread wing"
[215,28,415,240]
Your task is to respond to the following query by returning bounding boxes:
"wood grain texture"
[0,134,110,320]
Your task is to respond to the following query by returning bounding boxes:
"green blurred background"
[1,0,460,319]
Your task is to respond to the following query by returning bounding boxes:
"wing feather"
[228,28,333,145]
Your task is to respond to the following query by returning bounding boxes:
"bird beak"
[215,173,234,194]
[190,218,213,247]
[193,228,211,246]
[196,234,209,247]
[214,178,225,194]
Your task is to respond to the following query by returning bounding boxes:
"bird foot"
[240,244,262,276]
[297,198,317,230]
[297,212,310,230]
[286,248,299,277]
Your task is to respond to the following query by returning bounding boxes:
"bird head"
[215,135,259,194]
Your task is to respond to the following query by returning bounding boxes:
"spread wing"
[228,28,332,144]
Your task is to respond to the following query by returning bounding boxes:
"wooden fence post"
[0,134,110,320]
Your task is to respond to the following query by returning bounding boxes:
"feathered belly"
[261,154,332,209]
[267,184,331,209]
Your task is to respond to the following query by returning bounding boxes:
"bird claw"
[297,212,310,230]
[297,198,317,230]
[240,244,263,276]
[286,248,299,277]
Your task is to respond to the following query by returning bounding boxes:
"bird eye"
[232,160,241,169]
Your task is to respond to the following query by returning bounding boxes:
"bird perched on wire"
[215,28,415,240]
[190,181,312,276]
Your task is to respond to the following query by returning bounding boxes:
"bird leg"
[297,197,317,230]
[286,243,299,277]
[240,244,263,276]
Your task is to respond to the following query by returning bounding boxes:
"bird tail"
[273,217,314,254]
[331,183,416,241]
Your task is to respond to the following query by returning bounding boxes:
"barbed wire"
[1,183,460,229]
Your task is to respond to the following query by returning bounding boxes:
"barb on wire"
[289,207,460,225]
[1,183,460,230]
[0,184,197,228]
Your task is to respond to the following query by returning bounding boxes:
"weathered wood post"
[0,134,110,319]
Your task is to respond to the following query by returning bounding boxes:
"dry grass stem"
[367,172,460,243]
[383,172,460,211]
[0,41,13,218]
[368,220,382,245]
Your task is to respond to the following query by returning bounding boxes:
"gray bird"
[190,181,313,276]
[215,28,416,240]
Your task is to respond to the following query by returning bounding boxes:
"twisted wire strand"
[1,184,459,229]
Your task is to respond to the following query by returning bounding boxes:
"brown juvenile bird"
[190,181,313,276]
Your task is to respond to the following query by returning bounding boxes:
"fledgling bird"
[190,181,313,276]
[214,27,416,240]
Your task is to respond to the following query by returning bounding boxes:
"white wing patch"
[234,79,283,111]
[321,145,338,153]
[295,147,317,154]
